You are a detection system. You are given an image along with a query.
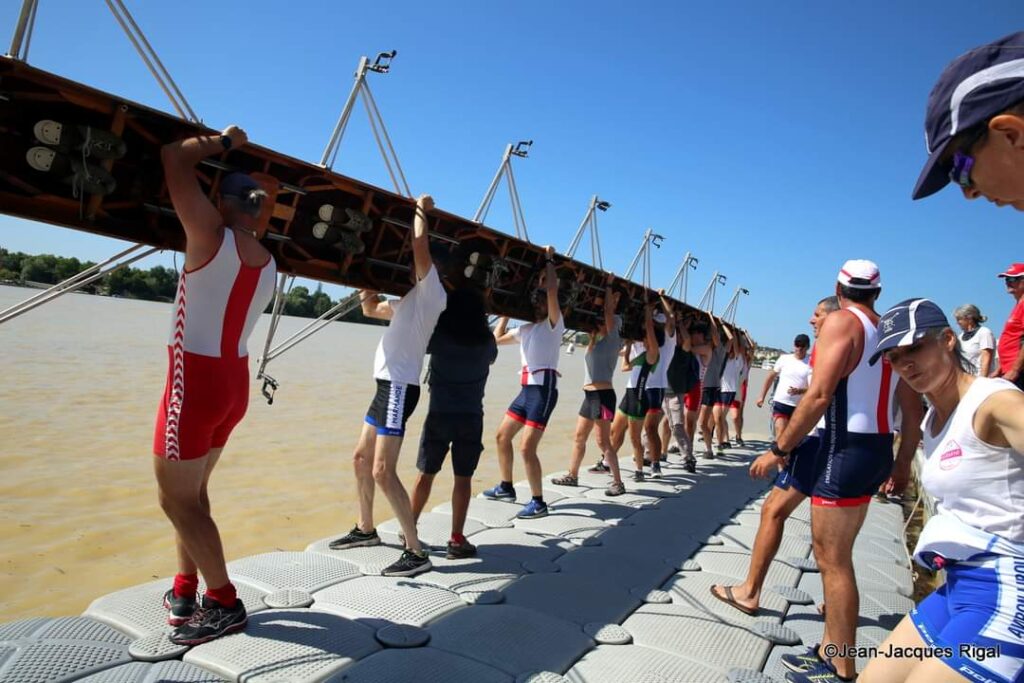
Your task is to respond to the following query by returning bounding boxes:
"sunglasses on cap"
[948,125,989,190]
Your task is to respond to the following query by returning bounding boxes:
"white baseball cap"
[837,259,881,290]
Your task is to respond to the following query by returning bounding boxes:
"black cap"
[794,334,810,348]
[913,31,1024,200]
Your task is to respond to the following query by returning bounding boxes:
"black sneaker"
[382,549,432,577]
[780,644,825,674]
[169,596,247,646]
[587,460,610,474]
[329,525,381,550]
[684,456,697,474]
[667,445,681,454]
[633,470,645,482]
[162,588,197,627]
[446,539,477,560]
[651,462,662,478]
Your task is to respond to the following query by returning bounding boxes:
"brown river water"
[0,284,772,620]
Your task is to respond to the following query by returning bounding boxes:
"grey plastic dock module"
[312,576,466,627]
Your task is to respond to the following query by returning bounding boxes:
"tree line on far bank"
[0,247,385,325]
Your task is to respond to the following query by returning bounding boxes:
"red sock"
[450,533,466,545]
[204,582,237,608]
[173,573,198,600]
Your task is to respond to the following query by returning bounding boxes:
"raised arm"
[494,316,518,345]
[602,272,617,336]
[359,289,393,320]
[412,194,434,280]
[707,311,721,348]
[643,305,659,365]
[161,125,247,261]
[543,246,560,327]
[621,339,633,372]
[658,290,676,335]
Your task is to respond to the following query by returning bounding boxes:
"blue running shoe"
[483,483,516,500]
[780,644,824,674]
[517,499,548,519]
[784,660,852,682]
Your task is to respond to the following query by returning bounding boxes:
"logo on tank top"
[938,440,963,471]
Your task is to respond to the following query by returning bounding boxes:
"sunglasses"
[948,125,989,190]
[1005,276,1024,286]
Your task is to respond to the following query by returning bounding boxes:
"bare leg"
[567,417,594,478]
[699,405,715,456]
[812,503,870,679]
[860,615,936,683]
[173,448,222,576]
[155,452,230,590]
[495,415,522,483]
[610,412,628,456]
[713,404,728,446]
[353,423,377,533]
[684,404,698,458]
[519,427,546,497]
[731,404,744,442]
[410,472,434,521]
[372,434,421,552]
[450,475,472,538]
[593,419,623,485]
[643,412,662,462]
[629,419,645,471]
[659,405,671,453]
[711,485,806,611]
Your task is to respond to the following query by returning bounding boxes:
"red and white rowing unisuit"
[153,229,276,461]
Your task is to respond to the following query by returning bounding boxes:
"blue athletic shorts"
[911,556,1024,683]
[774,433,821,496]
[716,391,737,407]
[507,380,558,430]
[812,431,894,506]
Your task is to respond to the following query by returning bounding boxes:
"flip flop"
[709,584,758,616]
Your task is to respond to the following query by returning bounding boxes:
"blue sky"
[1,1,1021,347]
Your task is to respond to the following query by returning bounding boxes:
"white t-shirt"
[513,313,565,386]
[959,326,995,376]
[772,353,811,407]
[721,356,744,393]
[647,329,676,390]
[372,266,447,384]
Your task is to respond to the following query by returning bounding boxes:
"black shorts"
[365,379,420,437]
[812,432,894,506]
[700,387,721,407]
[417,412,483,477]
[618,387,647,420]
[771,401,796,419]
[644,388,665,413]
[716,391,736,407]
[774,434,822,497]
[579,389,616,422]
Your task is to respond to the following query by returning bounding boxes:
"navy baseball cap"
[913,31,1024,200]
[219,172,262,199]
[794,334,810,348]
[869,298,950,365]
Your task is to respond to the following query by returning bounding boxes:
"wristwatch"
[219,134,232,150]
[770,441,790,458]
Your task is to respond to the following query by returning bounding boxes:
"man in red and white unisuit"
[749,260,923,683]
[154,125,276,645]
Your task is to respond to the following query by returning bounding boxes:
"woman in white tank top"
[861,298,1024,683]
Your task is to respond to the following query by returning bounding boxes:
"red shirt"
[998,298,1024,374]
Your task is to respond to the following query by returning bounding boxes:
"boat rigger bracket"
[696,271,727,313]
[624,228,664,292]
[565,194,609,270]
[720,285,749,327]
[666,251,698,304]
[319,50,411,198]
[474,140,532,241]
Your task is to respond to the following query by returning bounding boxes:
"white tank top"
[647,330,676,390]
[921,377,1024,544]
[515,314,565,386]
[835,306,896,434]
[168,229,277,358]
